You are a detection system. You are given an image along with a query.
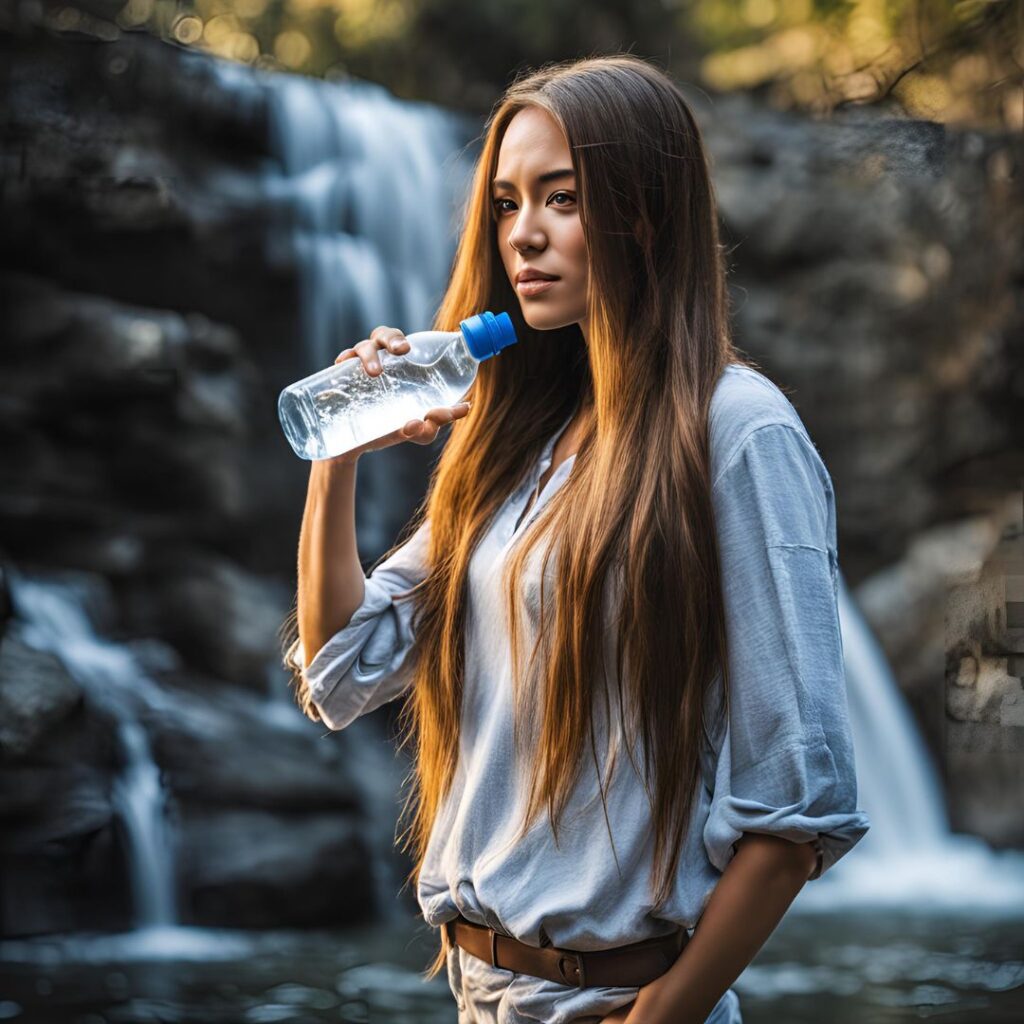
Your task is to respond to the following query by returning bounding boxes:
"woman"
[283,54,870,1024]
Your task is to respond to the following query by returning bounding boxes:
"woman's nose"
[509,214,545,253]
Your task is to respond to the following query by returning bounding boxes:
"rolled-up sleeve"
[703,423,870,880]
[287,517,431,731]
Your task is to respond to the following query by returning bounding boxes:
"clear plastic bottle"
[278,310,518,461]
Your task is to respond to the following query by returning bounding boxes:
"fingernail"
[369,360,379,371]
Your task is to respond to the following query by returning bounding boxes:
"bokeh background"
[1,1,1022,1022]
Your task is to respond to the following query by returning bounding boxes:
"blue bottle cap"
[459,311,519,361]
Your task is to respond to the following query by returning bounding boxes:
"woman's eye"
[491,192,576,214]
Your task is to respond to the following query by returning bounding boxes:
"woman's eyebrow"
[491,168,575,190]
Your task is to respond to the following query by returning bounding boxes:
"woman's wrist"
[310,454,359,477]
[306,456,359,508]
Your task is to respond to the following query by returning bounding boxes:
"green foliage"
[96,0,1020,127]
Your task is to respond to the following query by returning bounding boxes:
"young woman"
[283,54,870,1024]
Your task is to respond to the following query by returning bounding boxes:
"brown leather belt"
[444,913,689,988]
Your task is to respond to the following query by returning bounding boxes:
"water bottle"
[278,310,519,461]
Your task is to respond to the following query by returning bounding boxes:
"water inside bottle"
[303,347,472,459]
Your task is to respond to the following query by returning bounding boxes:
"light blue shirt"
[293,363,870,1024]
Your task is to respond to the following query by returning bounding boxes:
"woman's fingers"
[371,326,408,348]
[400,401,471,444]
[366,326,409,372]
[334,327,410,372]
[329,324,470,451]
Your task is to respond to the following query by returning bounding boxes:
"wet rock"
[0,651,129,935]
[948,656,1024,726]
[697,91,1024,583]
[177,807,376,928]
[144,669,364,812]
[0,635,84,761]
[116,551,294,690]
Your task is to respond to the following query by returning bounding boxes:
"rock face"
[692,94,1024,584]
[0,21,456,937]
[1,12,1022,937]
[0,631,131,935]
[942,507,1024,845]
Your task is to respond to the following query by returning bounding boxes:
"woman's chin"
[519,307,577,332]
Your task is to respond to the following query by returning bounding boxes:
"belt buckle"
[556,950,586,987]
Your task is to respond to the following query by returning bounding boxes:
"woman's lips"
[516,277,559,296]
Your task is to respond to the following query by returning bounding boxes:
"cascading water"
[792,573,1024,914]
[257,66,479,919]
[262,68,479,376]
[0,62,478,942]
[5,567,182,942]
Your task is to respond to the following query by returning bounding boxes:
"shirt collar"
[539,408,577,469]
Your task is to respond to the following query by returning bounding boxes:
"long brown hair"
[283,53,757,980]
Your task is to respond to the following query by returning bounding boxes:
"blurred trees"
[692,0,1022,129]
[45,0,1021,125]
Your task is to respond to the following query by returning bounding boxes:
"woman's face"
[492,106,589,339]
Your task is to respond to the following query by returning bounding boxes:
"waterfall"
[255,66,479,918]
[261,68,479,376]
[0,64,478,937]
[792,571,1024,914]
[5,565,416,933]
[7,568,179,929]
[253,64,478,559]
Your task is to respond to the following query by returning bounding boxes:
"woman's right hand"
[322,325,472,464]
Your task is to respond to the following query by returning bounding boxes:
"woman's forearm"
[624,834,817,1024]
[297,457,366,669]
